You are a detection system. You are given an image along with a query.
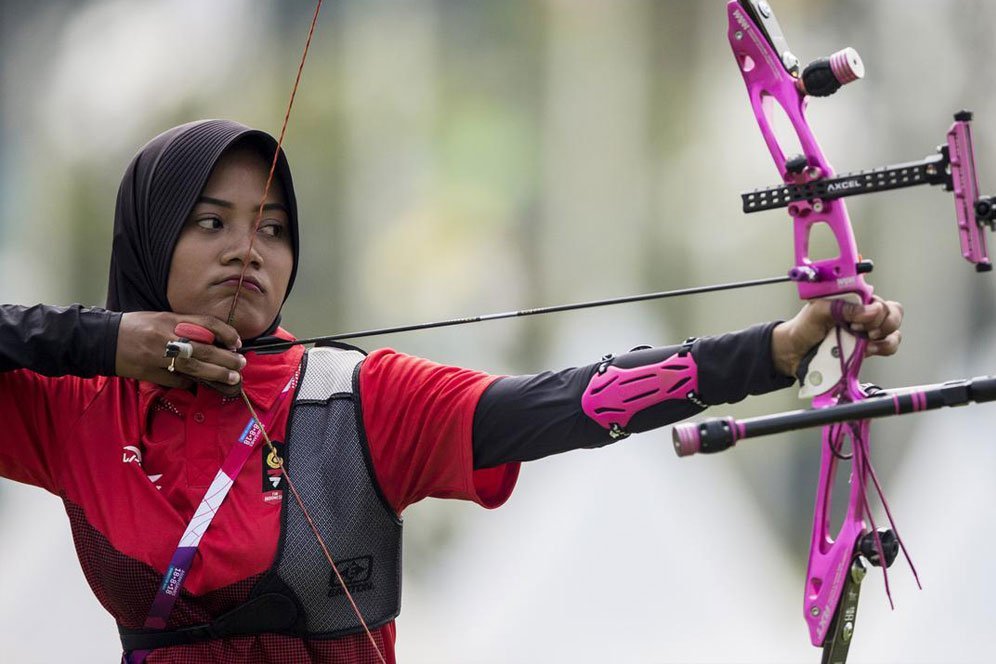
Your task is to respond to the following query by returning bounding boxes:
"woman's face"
[167,146,294,339]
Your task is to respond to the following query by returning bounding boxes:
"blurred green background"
[2,1,995,661]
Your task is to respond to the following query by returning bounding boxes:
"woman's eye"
[259,222,285,238]
[196,217,222,230]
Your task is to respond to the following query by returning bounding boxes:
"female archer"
[0,119,902,663]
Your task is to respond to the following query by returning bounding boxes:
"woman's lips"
[218,277,263,293]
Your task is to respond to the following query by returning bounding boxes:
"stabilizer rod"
[673,375,996,456]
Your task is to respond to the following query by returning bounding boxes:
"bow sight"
[739,0,995,276]
[734,0,996,274]
[742,109,996,274]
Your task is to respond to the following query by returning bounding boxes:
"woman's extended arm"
[473,298,904,468]
[472,323,790,468]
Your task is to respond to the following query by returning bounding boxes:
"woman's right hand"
[115,312,245,393]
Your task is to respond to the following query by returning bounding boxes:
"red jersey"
[0,330,519,663]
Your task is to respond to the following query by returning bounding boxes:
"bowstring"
[225,0,322,327]
[228,3,388,661]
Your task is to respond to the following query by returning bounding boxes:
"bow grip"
[672,417,741,457]
[793,294,868,402]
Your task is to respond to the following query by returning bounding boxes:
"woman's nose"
[221,224,263,267]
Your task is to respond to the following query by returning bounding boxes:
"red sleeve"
[0,371,102,493]
[358,349,520,513]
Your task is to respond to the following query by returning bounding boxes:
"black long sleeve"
[472,322,794,468]
[0,304,121,377]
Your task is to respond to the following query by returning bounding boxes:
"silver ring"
[164,339,194,359]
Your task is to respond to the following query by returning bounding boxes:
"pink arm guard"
[581,348,703,439]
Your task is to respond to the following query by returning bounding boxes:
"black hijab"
[107,119,299,335]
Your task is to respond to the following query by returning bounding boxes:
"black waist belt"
[119,593,300,651]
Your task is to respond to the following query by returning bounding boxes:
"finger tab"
[175,323,216,345]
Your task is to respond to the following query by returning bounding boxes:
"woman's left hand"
[771,296,904,378]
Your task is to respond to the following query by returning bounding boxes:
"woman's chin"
[204,304,273,341]
[232,316,274,341]
[169,300,275,341]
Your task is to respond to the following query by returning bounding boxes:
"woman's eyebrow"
[262,202,289,214]
[196,197,287,214]
[197,195,233,208]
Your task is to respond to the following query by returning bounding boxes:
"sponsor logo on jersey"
[122,445,142,464]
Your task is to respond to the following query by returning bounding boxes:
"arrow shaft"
[243,274,792,352]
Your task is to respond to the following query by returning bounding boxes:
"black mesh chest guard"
[271,344,403,636]
[119,345,403,653]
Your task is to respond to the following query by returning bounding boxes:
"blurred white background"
[2,1,995,662]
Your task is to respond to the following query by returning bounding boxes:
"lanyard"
[125,371,299,663]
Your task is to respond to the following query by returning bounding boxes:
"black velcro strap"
[119,593,300,651]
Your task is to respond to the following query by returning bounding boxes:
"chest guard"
[119,345,402,652]
[268,344,402,636]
